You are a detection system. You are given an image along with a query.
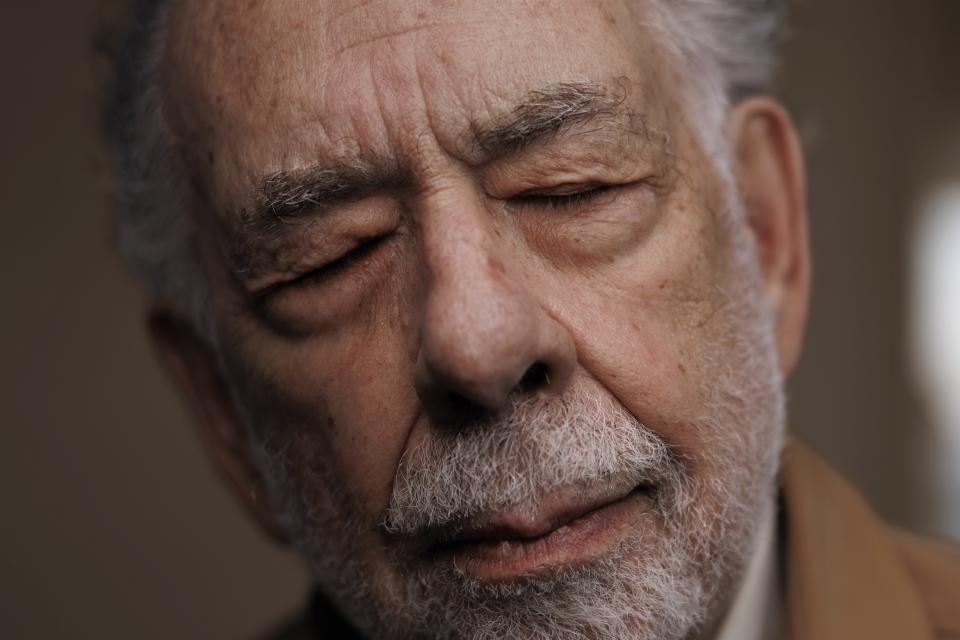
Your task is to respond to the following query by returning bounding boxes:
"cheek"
[550,200,737,455]
[568,289,717,437]
[222,308,420,522]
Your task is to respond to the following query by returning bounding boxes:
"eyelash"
[514,184,615,210]
[285,235,388,291]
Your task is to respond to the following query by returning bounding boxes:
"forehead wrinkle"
[413,41,480,151]
[323,0,391,27]
[332,21,446,59]
[322,2,494,70]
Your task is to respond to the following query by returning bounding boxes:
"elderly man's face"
[158,0,808,637]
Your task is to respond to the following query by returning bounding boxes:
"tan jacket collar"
[781,440,934,640]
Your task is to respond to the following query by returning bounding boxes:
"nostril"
[518,361,550,394]
[436,390,490,427]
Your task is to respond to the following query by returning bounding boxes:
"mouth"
[426,481,655,581]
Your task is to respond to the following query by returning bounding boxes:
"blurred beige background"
[2,1,958,638]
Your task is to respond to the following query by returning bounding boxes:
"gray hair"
[104,0,786,328]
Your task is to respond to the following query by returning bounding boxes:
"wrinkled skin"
[154,0,810,637]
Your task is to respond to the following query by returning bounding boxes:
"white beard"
[254,361,783,637]
[381,372,780,640]
[250,202,786,640]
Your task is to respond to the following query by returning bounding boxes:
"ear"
[727,97,812,378]
[148,309,290,544]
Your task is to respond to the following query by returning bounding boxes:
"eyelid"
[254,234,388,299]
[510,182,618,209]
[520,181,609,196]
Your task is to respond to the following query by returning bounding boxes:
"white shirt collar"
[714,506,781,640]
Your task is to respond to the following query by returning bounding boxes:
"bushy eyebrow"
[248,162,400,235]
[240,81,628,234]
[228,82,646,285]
[473,81,624,155]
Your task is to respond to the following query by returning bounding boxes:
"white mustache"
[381,385,680,536]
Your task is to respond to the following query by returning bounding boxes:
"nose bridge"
[414,180,575,417]
[419,182,534,376]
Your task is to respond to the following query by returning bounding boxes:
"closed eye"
[512,183,616,210]
[260,234,389,297]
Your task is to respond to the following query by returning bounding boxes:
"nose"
[413,186,576,425]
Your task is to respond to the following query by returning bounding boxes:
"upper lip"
[423,475,653,551]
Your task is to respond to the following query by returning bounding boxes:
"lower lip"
[433,488,653,581]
